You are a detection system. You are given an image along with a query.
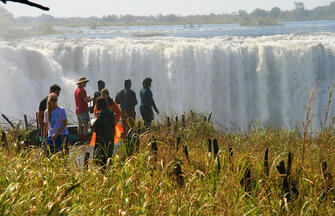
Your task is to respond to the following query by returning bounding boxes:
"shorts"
[140,106,153,122]
[44,134,69,154]
[77,111,90,123]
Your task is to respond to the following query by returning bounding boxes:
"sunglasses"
[50,98,58,102]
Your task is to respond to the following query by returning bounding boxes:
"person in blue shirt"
[140,78,159,127]
[43,93,68,154]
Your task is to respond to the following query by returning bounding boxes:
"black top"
[140,88,158,112]
[93,90,101,109]
[92,108,115,146]
[107,97,114,106]
[115,88,138,112]
[39,96,48,111]
[139,88,158,122]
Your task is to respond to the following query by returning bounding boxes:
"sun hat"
[76,76,89,85]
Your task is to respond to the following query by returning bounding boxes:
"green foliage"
[269,7,281,18]
[256,17,280,26]
[239,17,280,26]
[35,24,57,34]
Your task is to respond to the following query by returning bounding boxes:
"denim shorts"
[44,134,69,154]
[77,111,90,123]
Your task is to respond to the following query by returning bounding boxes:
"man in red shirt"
[74,76,92,141]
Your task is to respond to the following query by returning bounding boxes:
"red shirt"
[74,86,89,114]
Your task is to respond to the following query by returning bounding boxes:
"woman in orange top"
[94,88,121,123]
[92,88,123,145]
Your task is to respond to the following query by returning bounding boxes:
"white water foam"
[1,35,335,130]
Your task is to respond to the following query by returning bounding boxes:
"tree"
[102,15,118,22]
[310,6,326,20]
[120,15,136,23]
[251,8,267,17]
[238,10,248,17]
[0,6,14,26]
[329,1,335,16]
[36,14,55,22]
[164,14,179,23]
[269,7,281,18]
[330,1,335,9]
[293,2,306,20]
[294,2,305,10]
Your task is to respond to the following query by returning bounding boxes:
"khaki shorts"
[77,111,90,123]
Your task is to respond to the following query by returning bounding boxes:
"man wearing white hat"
[74,76,92,141]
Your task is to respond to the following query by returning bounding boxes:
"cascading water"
[1,35,335,130]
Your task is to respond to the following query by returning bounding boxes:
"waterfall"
[1,35,335,130]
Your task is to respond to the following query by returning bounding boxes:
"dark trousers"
[44,135,68,155]
[94,138,114,167]
[121,110,136,135]
[140,106,153,127]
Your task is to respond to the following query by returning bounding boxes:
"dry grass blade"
[301,80,320,167]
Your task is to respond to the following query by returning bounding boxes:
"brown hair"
[46,93,58,121]
[96,97,107,110]
[50,84,61,92]
[143,77,152,88]
[101,88,109,96]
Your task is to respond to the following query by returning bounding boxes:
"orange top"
[90,123,124,146]
[94,101,121,123]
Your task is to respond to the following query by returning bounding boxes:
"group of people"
[38,76,159,165]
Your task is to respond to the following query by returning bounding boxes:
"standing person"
[93,88,123,144]
[94,88,121,123]
[38,84,61,136]
[92,97,115,167]
[74,76,92,141]
[115,79,138,135]
[140,78,159,127]
[90,80,105,113]
[43,93,68,154]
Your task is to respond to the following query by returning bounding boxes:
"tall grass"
[1,84,335,214]
[0,114,334,215]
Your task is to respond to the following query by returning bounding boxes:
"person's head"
[77,76,89,87]
[124,79,132,89]
[97,80,105,91]
[143,77,152,88]
[96,97,107,111]
[101,88,109,99]
[49,84,61,96]
[47,93,58,121]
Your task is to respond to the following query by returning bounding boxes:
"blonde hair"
[46,93,58,121]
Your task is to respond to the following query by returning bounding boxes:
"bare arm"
[115,92,121,104]
[111,102,121,123]
[132,92,138,106]
[150,91,159,114]
[152,99,159,114]
[42,121,48,140]
[52,119,67,141]
[38,110,44,132]
[42,111,48,140]
[84,96,93,103]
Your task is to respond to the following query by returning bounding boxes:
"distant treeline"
[1,1,335,29]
